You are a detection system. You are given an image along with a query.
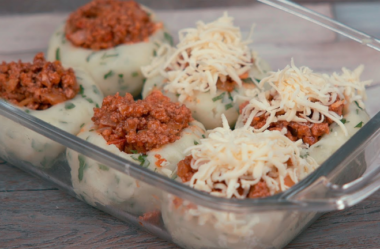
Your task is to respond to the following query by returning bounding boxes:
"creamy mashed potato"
[47,9,169,97]
[66,121,205,214]
[161,195,316,249]
[143,62,270,130]
[141,13,271,129]
[160,116,318,248]
[0,68,103,168]
[309,102,370,164]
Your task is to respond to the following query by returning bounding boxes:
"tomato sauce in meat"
[216,76,237,92]
[240,97,345,146]
[177,155,271,199]
[65,0,161,50]
[139,210,161,225]
[92,90,193,154]
[0,53,79,110]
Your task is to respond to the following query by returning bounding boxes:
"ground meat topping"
[177,155,271,199]
[138,210,161,226]
[0,53,79,110]
[240,96,345,146]
[92,90,193,154]
[65,0,161,50]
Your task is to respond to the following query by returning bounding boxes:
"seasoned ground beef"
[177,155,271,199]
[240,97,345,146]
[216,71,252,92]
[139,210,161,225]
[92,90,193,154]
[0,53,79,110]
[65,0,161,50]
[216,76,237,93]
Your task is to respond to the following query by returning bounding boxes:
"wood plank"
[0,162,56,192]
[0,190,178,249]
[2,177,380,249]
[0,3,335,54]
[286,192,380,249]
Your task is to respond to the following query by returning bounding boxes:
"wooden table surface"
[1,1,380,248]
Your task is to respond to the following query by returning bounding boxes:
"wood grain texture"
[0,163,56,192]
[0,186,177,249]
[2,158,380,249]
[2,1,380,249]
[287,193,380,249]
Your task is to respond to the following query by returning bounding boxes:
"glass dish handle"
[290,162,380,211]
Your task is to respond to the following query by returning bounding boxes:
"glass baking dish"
[1,1,380,248]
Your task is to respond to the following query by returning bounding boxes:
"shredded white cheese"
[241,59,371,136]
[184,115,317,198]
[141,13,262,102]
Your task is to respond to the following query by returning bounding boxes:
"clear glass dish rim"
[1,100,380,213]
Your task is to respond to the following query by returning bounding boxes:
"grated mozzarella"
[184,115,318,198]
[241,59,371,136]
[141,13,263,102]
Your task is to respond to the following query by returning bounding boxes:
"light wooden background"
[1,1,380,248]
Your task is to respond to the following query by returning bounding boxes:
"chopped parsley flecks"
[80,123,85,128]
[78,155,87,182]
[153,50,157,57]
[212,92,226,102]
[194,140,199,145]
[164,32,174,46]
[55,47,60,61]
[95,103,100,108]
[65,102,75,110]
[340,118,349,124]
[202,134,206,138]
[355,121,363,128]
[354,101,363,110]
[300,152,309,159]
[101,53,118,59]
[225,103,234,110]
[104,70,114,79]
[92,85,100,95]
[131,71,139,77]
[131,150,138,154]
[98,164,109,171]
[255,78,261,83]
[228,92,233,101]
[86,52,96,62]
[31,140,43,152]
[242,77,254,84]
[79,85,84,95]
[25,109,30,114]
[85,98,94,104]
[356,109,359,115]
[131,154,150,168]
[118,74,124,84]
